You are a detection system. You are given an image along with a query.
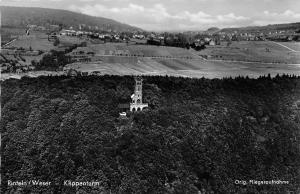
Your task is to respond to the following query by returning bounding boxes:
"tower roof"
[135,76,143,82]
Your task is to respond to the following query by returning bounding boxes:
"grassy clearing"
[200,41,300,64]
[8,34,55,51]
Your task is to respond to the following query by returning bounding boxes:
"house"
[209,40,216,46]
[60,29,76,36]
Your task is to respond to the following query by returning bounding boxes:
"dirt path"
[269,41,298,52]
[2,39,17,48]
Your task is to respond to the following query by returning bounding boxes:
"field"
[64,41,300,78]
[276,42,300,52]
[1,31,85,70]
[199,41,300,64]
[83,43,195,58]
[1,27,26,45]
[65,57,300,78]
[59,36,85,47]
[3,31,85,51]
[6,33,55,51]
[3,36,300,79]
[1,32,53,67]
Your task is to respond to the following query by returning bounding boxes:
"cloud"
[264,10,300,18]
[3,0,40,1]
[253,10,300,25]
[69,3,250,31]
[79,0,95,2]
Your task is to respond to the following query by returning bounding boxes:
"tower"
[130,77,148,112]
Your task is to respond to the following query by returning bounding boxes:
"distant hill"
[206,27,220,33]
[0,6,143,32]
[220,22,300,33]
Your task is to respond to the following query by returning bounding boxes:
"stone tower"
[130,77,148,112]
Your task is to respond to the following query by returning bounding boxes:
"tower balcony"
[130,103,148,112]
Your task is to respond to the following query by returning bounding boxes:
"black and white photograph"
[0,0,300,193]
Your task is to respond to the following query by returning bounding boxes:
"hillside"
[206,27,220,33]
[1,75,300,193]
[220,22,300,33]
[0,6,142,32]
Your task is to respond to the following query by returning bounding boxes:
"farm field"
[6,34,55,51]
[61,41,300,78]
[59,36,85,47]
[3,31,85,51]
[85,43,195,58]
[199,41,300,64]
[275,41,300,52]
[1,27,26,45]
[2,37,300,79]
[64,57,300,79]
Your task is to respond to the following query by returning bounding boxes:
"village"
[1,22,300,80]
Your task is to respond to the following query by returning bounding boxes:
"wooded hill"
[1,75,300,193]
[0,6,142,32]
[220,22,300,33]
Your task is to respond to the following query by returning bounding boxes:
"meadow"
[1,27,26,45]
[7,33,55,51]
[199,41,300,64]
[65,57,300,78]
[85,43,195,58]
[277,41,300,52]
[63,40,300,78]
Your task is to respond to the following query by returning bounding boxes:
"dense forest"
[1,75,300,194]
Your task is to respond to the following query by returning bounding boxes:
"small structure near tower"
[130,76,148,112]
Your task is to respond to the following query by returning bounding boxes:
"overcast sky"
[1,0,300,31]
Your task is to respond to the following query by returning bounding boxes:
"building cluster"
[59,28,146,42]
[216,29,300,42]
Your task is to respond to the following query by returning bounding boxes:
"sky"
[1,0,300,31]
